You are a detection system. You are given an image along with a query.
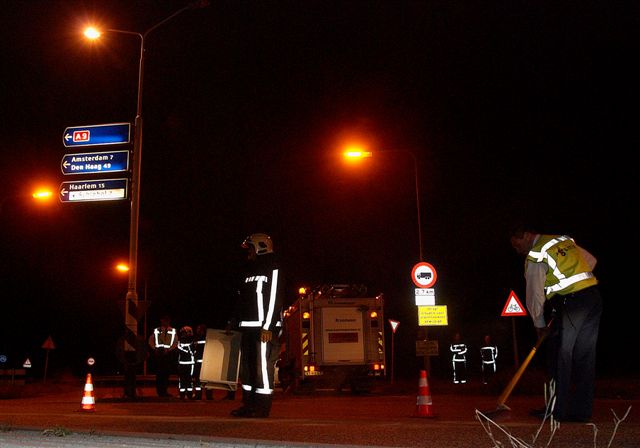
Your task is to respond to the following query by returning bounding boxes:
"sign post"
[388,319,400,384]
[501,290,527,368]
[41,336,56,384]
[412,262,441,374]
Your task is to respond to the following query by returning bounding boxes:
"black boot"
[252,394,272,418]
[231,390,254,417]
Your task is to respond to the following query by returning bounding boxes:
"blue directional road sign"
[59,178,128,203]
[63,122,130,148]
[61,150,130,175]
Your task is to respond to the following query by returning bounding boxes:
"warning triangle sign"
[23,358,32,368]
[42,336,56,350]
[501,290,527,316]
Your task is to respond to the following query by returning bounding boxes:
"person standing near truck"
[230,233,283,418]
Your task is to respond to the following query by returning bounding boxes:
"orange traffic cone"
[415,369,435,417]
[81,373,96,411]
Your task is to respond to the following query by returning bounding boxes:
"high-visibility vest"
[480,345,498,364]
[450,343,467,362]
[526,235,598,298]
[152,327,177,349]
[178,341,195,365]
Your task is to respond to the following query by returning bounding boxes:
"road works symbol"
[501,290,527,316]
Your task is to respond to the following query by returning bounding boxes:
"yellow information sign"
[418,305,448,326]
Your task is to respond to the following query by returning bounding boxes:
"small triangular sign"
[42,336,56,350]
[501,290,527,316]
[388,319,400,333]
[23,358,32,368]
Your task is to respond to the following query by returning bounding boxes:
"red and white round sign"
[411,262,437,288]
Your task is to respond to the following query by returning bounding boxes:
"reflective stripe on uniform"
[528,236,572,263]
[154,328,177,348]
[263,269,279,331]
[239,269,280,332]
[259,340,273,395]
[546,271,595,294]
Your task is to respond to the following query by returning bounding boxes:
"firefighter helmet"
[242,233,274,255]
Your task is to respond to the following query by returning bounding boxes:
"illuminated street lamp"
[343,148,424,262]
[1,187,55,214]
[32,189,54,201]
[84,1,208,349]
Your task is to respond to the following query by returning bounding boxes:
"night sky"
[1,1,637,379]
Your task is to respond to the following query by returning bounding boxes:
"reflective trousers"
[239,328,279,413]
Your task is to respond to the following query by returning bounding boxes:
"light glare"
[32,189,53,200]
[84,27,101,39]
[343,150,372,159]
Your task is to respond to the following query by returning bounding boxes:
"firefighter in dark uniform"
[177,326,196,399]
[230,233,283,418]
[450,332,468,384]
[193,323,213,400]
[480,334,498,384]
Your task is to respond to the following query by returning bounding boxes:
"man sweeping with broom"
[509,224,602,423]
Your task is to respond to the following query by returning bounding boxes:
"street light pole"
[102,1,209,351]
[402,149,424,262]
[343,147,429,373]
[343,149,424,262]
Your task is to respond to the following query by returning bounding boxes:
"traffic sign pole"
[501,290,527,367]
[388,320,400,384]
[411,262,438,375]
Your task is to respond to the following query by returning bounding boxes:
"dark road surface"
[0,374,638,447]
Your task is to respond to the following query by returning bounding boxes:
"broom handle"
[497,318,553,407]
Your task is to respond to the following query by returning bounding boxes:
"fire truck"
[277,284,386,393]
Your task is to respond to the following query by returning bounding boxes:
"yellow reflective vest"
[526,234,598,298]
